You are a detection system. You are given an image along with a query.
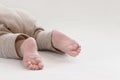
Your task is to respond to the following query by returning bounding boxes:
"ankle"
[15,40,25,57]
[15,36,26,58]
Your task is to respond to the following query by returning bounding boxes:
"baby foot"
[52,30,81,57]
[20,37,43,70]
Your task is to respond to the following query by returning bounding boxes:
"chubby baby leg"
[16,37,43,70]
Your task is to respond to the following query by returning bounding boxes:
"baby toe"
[32,65,39,70]
[28,64,34,70]
[38,63,44,69]
[35,58,42,63]
[76,49,80,53]
[34,65,39,70]
[70,51,78,57]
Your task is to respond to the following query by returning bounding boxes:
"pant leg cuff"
[36,31,64,54]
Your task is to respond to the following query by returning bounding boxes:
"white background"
[0,0,120,80]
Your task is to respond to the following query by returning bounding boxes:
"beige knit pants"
[0,5,62,59]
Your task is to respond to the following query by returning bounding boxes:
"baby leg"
[16,37,44,70]
[36,30,81,56]
[0,33,43,70]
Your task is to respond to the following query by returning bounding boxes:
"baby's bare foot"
[52,30,81,57]
[20,37,43,70]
